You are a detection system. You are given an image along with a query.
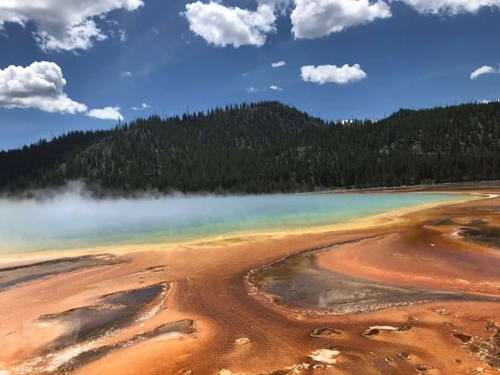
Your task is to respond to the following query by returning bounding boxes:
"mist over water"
[0,188,464,254]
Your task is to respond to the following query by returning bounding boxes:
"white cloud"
[397,0,500,15]
[0,61,126,121]
[182,2,276,47]
[247,86,267,93]
[257,0,292,14]
[272,60,287,68]
[291,0,391,39]
[301,64,367,85]
[0,61,87,114]
[257,0,292,8]
[120,71,133,77]
[118,29,127,42]
[87,106,124,121]
[132,102,151,111]
[247,85,283,92]
[470,65,498,80]
[0,0,144,52]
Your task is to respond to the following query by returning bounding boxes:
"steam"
[0,182,318,252]
[0,183,461,253]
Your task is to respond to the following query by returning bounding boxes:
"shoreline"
[0,190,485,266]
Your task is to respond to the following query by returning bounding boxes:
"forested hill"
[1,101,500,195]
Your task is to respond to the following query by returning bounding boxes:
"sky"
[0,0,500,150]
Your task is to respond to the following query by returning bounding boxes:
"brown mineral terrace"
[0,188,499,375]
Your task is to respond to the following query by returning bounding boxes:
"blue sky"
[0,0,500,149]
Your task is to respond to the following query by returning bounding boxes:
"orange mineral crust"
[0,189,499,375]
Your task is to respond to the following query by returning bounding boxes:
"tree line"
[1,101,499,195]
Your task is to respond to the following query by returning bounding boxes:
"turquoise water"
[0,192,466,254]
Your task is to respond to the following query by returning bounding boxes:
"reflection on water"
[0,191,464,253]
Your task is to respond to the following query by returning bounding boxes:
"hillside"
[1,101,500,194]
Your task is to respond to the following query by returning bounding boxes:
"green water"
[0,192,467,254]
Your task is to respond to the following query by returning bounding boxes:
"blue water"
[0,192,466,254]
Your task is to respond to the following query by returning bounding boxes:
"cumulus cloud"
[301,64,367,85]
[270,84,283,90]
[291,0,391,39]
[272,60,287,68]
[0,61,126,121]
[87,106,124,121]
[132,102,151,111]
[120,71,133,77]
[0,0,144,52]
[470,65,499,80]
[182,2,276,47]
[0,61,87,114]
[397,0,500,15]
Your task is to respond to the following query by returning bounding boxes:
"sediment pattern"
[0,189,499,374]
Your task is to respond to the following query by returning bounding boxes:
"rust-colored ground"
[0,190,499,375]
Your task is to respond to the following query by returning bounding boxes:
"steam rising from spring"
[0,183,462,253]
